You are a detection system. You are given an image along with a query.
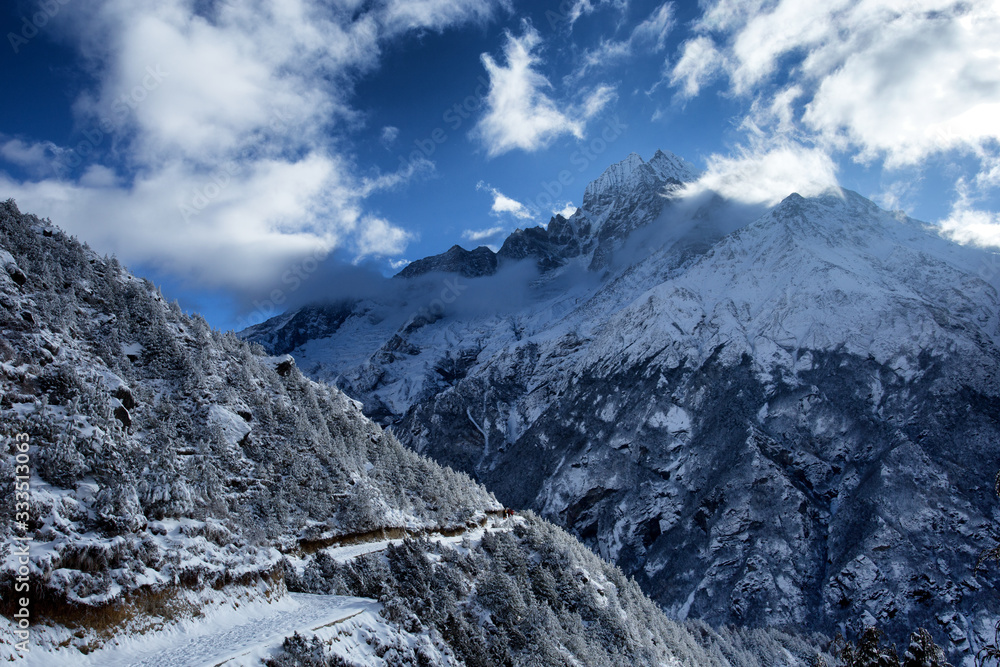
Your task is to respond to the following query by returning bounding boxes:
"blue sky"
[1,0,998,331]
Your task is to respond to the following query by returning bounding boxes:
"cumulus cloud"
[681,141,840,206]
[0,138,63,175]
[473,24,614,157]
[462,226,507,243]
[939,206,1000,248]
[477,181,534,219]
[669,0,1000,245]
[355,215,414,258]
[0,154,345,289]
[938,179,1000,248]
[669,36,723,98]
[800,4,1000,168]
[0,0,503,297]
[555,202,578,218]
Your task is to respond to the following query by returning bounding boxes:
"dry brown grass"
[1,566,285,651]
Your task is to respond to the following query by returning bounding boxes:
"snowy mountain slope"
[30,593,390,667]
[244,151,1000,660]
[0,199,837,665]
[285,510,834,667]
[0,198,504,658]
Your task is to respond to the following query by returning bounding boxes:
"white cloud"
[355,215,414,258]
[477,181,534,219]
[978,155,1000,190]
[492,192,532,217]
[581,84,617,119]
[669,36,723,98]
[801,3,1000,168]
[575,3,675,77]
[380,0,500,36]
[0,154,345,289]
[555,202,578,218]
[472,24,613,157]
[0,0,503,296]
[874,177,922,213]
[939,204,1000,248]
[380,125,400,148]
[669,0,1000,246]
[462,226,507,242]
[360,157,435,197]
[673,1,1000,167]
[566,0,596,26]
[0,138,62,176]
[938,178,1000,248]
[633,3,675,51]
[563,0,629,29]
[753,85,802,136]
[681,142,840,206]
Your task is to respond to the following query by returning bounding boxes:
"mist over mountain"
[4,0,1000,663]
[244,150,1000,662]
[0,198,844,665]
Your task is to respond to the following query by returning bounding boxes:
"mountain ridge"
[381,149,702,282]
[6,197,826,665]
[243,150,1000,660]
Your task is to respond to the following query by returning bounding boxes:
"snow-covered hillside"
[0,198,837,665]
[244,151,1000,661]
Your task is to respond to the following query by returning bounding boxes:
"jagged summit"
[583,149,698,209]
[649,148,700,181]
[396,243,498,279]
[391,149,699,279]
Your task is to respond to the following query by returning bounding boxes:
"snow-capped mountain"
[244,151,1000,659]
[0,199,837,665]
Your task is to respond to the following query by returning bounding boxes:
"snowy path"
[28,516,518,667]
[320,514,513,563]
[35,594,378,667]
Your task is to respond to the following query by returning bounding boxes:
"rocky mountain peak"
[582,149,698,210]
[395,243,498,279]
[648,148,701,184]
[389,150,697,281]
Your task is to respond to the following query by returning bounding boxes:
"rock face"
[0,198,497,647]
[244,152,1000,658]
[389,149,700,280]
[396,244,499,278]
[0,198,839,666]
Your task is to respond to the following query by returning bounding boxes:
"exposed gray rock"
[396,244,498,279]
[244,151,1000,659]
